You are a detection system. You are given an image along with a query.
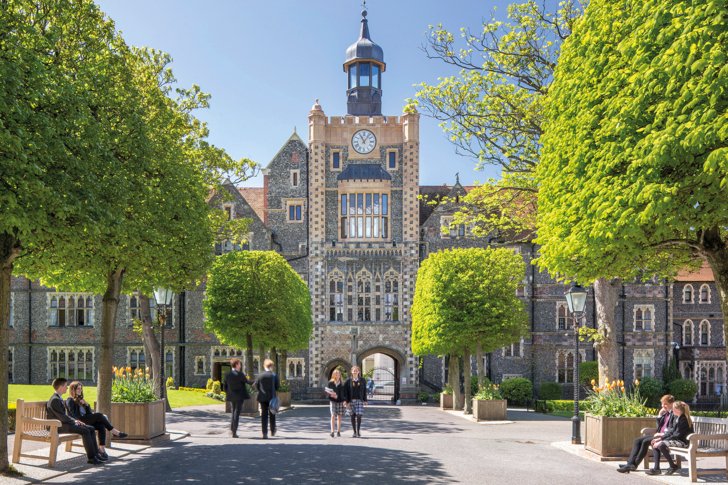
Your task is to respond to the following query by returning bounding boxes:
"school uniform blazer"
[345,377,368,402]
[655,411,675,433]
[66,397,93,419]
[224,369,251,402]
[254,371,279,403]
[327,380,346,403]
[46,393,76,432]
[661,414,692,443]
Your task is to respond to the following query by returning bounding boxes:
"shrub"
[206,378,214,391]
[178,387,207,393]
[166,377,175,389]
[539,382,562,400]
[579,361,598,387]
[278,380,290,392]
[205,391,225,401]
[474,383,502,400]
[442,384,453,395]
[471,375,480,396]
[111,366,157,403]
[418,391,430,403]
[500,377,533,405]
[636,376,664,407]
[669,378,698,402]
[211,380,222,394]
[663,357,681,384]
[534,400,574,413]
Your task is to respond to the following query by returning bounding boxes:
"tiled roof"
[238,188,266,223]
[418,185,475,225]
[337,164,392,181]
[676,261,715,282]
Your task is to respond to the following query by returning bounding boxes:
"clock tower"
[306,7,420,402]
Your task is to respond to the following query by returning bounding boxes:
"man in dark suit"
[47,377,105,465]
[617,394,676,473]
[254,359,279,439]
[224,358,250,438]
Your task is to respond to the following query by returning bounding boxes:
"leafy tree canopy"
[412,247,528,356]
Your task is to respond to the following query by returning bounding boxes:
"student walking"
[325,369,346,437]
[224,358,251,438]
[66,381,128,459]
[344,365,368,437]
[254,359,279,439]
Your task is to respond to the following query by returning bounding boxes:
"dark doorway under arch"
[359,349,401,404]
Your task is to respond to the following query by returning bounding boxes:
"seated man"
[617,394,675,473]
[46,377,105,465]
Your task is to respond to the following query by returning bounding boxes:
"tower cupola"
[344,7,385,116]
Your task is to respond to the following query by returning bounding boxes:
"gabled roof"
[238,188,266,222]
[337,164,391,181]
[263,130,306,171]
[676,261,715,282]
[419,183,475,226]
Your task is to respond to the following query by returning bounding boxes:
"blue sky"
[95,0,511,187]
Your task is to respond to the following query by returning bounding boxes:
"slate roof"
[337,164,392,181]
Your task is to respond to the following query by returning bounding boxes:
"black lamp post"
[153,287,173,411]
[565,283,588,445]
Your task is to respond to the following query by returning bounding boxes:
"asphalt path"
[44,404,655,485]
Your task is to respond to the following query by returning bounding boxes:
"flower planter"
[472,399,507,421]
[584,413,655,458]
[440,394,453,409]
[278,391,291,408]
[109,400,166,443]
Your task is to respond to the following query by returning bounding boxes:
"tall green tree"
[204,251,312,378]
[412,248,528,413]
[537,0,727,357]
[0,0,129,470]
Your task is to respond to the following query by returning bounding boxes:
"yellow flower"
[591,379,596,386]
[126,366,132,373]
[634,379,640,387]
[113,366,118,373]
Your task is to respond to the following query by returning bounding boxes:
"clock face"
[352,130,376,154]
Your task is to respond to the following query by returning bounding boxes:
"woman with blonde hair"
[325,368,346,437]
[66,381,127,460]
[344,365,368,437]
[647,400,693,475]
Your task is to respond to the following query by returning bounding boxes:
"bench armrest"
[27,418,61,428]
[688,433,728,445]
[641,427,657,436]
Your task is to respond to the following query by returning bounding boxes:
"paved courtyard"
[5,405,728,484]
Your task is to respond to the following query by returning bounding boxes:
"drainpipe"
[664,280,670,378]
[530,243,536,386]
[179,291,186,388]
[621,284,626,380]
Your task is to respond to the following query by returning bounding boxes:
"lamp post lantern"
[153,287,174,410]
[565,283,588,445]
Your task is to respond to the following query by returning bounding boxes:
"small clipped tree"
[204,251,312,377]
[412,248,529,413]
[669,379,698,403]
[500,377,533,406]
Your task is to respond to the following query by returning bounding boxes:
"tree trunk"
[245,334,254,377]
[702,228,728,363]
[139,295,161,396]
[97,268,125,417]
[258,344,266,374]
[271,347,278,374]
[279,350,288,382]
[449,354,462,410]
[0,232,20,472]
[476,342,484,387]
[593,277,620,386]
[463,348,472,414]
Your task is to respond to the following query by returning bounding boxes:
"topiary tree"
[579,361,599,388]
[636,377,665,408]
[412,247,529,413]
[204,251,312,377]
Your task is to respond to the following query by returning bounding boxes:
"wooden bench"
[641,416,728,482]
[12,399,83,467]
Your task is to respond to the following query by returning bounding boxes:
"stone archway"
[357,346,405,403]
[320,359,351,387]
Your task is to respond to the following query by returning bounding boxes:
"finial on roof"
[362,1,367,18]
[293,126,297,134]
[455,172,460,185]
[311,98,322,111]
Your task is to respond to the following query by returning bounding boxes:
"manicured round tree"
[204,251,312,377]
[412,247,529,412]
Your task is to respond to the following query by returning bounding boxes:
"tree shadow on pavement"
[68,441,454,484]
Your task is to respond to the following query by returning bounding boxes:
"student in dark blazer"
[224,358,251,438]
[46,378,104,465]
[254,359,279,439]
[647,401,694,475]
[344,365,368,438]
[618,394,675,473]
[66,381,127,459]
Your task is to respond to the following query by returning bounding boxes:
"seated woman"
[647,400,693,475]
[66,381,128,460]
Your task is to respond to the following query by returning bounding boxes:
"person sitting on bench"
[46,378,105,465]
[66,381,128,460]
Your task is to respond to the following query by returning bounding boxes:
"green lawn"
[9,385,222,409]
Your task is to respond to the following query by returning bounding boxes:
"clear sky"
[95,0,511,187]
